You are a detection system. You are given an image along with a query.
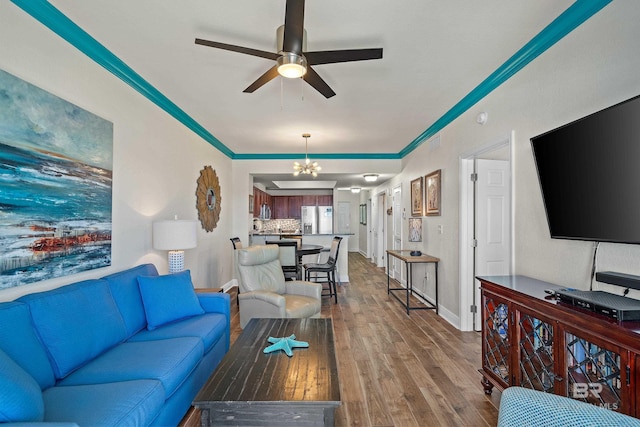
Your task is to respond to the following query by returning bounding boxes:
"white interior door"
[392,186,403,282]
[336,201,350,234]
[475,159,511,328]
[376,193,386,267]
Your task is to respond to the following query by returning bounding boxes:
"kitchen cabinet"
[271,196,305,219]
[253,187,271,218]
[302,195,317,206]
[316,195,333,206]
[255,190,332,219]
[272,196,289,219]
[479,275,638,416]
[288,196,303,219]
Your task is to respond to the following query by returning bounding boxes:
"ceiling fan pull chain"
[280,77,284,111]
[301,76,304,102]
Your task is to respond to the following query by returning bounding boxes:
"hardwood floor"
[185,252,500,426]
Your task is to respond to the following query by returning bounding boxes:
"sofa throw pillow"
[137,270,204,330]
[0,349,44,422]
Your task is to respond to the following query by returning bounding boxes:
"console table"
[386,250,439,315]
[478,275,640,417]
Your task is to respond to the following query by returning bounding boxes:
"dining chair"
[266,240,300,280]
[280,234,302,248]
[230,237,242,249]
[230,237,243,305]
[303,236,342,303]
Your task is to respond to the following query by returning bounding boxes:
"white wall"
[0,3,233,301]
[370,1,640,324]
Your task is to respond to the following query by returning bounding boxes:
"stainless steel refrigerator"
[301,206,333,234]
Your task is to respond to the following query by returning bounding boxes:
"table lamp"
[153,218,198,273]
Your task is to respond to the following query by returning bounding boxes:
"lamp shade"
[153,220,198,250]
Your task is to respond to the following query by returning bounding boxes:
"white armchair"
[236,245,322,329]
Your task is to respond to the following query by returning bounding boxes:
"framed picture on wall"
[409,218,422,242]
[359,204,367,225]
[410,177,423,216]
[249,195,254,214]
[425,169,442,216]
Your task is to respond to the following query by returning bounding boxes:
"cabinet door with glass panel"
[514,306,558,394]
[481,291,512,392]
[562,327,630,414]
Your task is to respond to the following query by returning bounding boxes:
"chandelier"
[293,133,321,177]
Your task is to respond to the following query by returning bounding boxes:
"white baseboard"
[409,288,461,330]
[222,279,237,293]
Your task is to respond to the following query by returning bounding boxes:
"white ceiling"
[47,0,573,188]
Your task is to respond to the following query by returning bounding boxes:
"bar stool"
[303,237,342,303]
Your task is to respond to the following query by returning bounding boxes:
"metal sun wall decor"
[196,165,221,232]
[0,69,113,289]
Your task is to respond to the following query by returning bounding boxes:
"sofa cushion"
[137,270,204,330]
[103,263,159,337]
[44,380,164,426]
[18,279,127,379]
[58,337,204,399]
[128,312,227,353]
[0,349,44,422]
[0,301,55,389]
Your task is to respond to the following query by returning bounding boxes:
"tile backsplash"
[254,219,301,233]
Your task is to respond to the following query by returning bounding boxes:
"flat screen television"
[531,94,640,244]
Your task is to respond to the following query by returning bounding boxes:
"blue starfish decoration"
[263,334,309,357]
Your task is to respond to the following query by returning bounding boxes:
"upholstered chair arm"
[285,280,323,300]
[238,290,286,307]
[237,290,287,329]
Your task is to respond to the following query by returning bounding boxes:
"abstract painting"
[0,69,113,289]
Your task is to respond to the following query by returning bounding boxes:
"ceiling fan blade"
[195,38,279,61]
[305,48,383,65]
[243,65,280,93]
[303,66,336,98]
[282,0,305,54]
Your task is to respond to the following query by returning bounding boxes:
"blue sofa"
[0,264,230,426]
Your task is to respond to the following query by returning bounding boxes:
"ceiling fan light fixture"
[364,174,379,182]
[277,53,307,78]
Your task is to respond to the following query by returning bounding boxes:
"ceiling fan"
[194,0,383,98]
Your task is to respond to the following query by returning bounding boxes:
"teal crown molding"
[233,152,402,160]
[12,0,611,162]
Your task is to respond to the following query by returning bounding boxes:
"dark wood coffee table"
[193,318,340,426]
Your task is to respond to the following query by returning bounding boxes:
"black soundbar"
[596,271,640,291]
